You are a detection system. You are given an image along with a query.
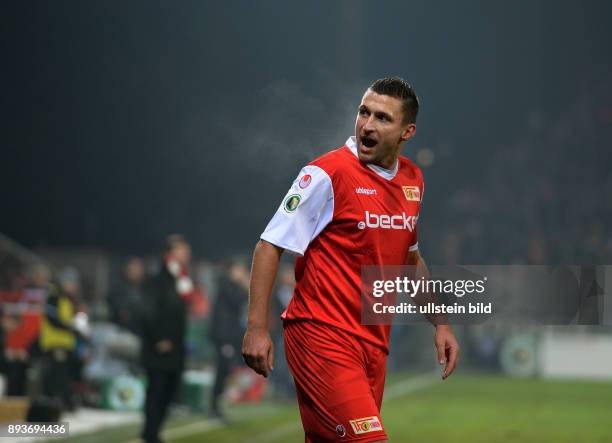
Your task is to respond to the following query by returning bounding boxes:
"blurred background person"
[269,264,295,400]
[107,257,145,334]
[39,266,85,411]
[28,263,52,295]
[140,234,192,443]
[208,257,249,420]
[1,263,51,397]
[1,308,28,396]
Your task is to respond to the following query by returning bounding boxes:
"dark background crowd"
[0,234,296,432]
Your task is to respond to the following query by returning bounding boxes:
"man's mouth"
[361,136,377,149]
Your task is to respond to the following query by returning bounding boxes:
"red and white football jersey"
[261,136,423,352]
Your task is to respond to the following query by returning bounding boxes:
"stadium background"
[1,1,611,442]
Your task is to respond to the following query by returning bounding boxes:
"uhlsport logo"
[283,194,301,213]
[357,211,417,231]
[402,185,421,201]
[355,187,377,195]
[349,416,382,435]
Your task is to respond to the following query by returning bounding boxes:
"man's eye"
[359,109,369,116]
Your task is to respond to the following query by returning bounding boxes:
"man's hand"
[155,340,173,353]
[434,325,459,380]
[242,326,274,377]
[243,240,283,378]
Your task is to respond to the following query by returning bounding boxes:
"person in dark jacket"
[208,258,249,419]
[107,257,145,334]
[140,234,192,443]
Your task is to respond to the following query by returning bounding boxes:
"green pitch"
[54,374,612,443]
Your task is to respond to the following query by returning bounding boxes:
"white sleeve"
[260,165,334,256]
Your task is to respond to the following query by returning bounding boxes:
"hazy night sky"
[2,1,611,259]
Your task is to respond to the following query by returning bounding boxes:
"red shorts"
[284,320,388,443]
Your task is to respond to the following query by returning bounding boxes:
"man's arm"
[242,239,284,377]
[406,250,459,380]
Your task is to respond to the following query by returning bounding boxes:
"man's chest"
[316,170,421,258]
[334,171,421,229]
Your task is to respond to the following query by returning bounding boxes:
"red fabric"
[163,259,195,300]
[284,320,388,443]
[282,145,423,353]
[5,311,42,350]
[0,292,27,303]
[227,367,267,404]
[188,286,209,318]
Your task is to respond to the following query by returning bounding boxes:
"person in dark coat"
[208,259,249,419]
[107,257,145,334]
[140,234,192,443]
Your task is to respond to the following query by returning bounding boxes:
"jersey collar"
[346,136,399,181]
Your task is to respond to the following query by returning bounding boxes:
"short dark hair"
[164,233,188,253]
[369,77,419,124]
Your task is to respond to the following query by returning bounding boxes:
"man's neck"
[371,156,398,171]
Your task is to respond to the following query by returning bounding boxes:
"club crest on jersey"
[283,194,301,213]
[299,174,312,189]
[349,416,383,435]
[402,185,421,201]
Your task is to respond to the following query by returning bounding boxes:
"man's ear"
[400,123,417,143]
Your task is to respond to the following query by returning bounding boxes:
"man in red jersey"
[243,77,459,442]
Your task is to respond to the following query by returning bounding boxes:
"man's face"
[169,243,192,267]
[61,280,79,297]
[31,267,50,288]
[229,263,250,289]
[125,258,145,284]
[354,90,416,169]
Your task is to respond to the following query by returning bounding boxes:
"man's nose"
[362,116,375,133]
